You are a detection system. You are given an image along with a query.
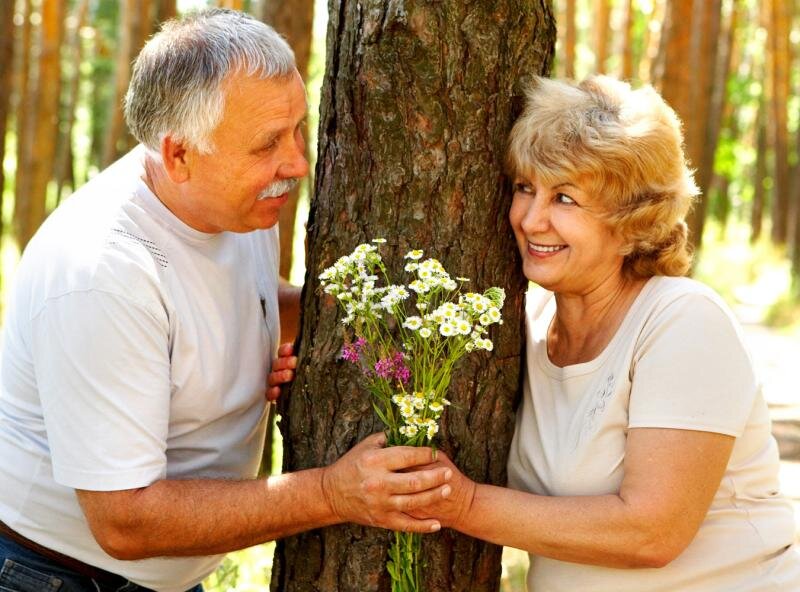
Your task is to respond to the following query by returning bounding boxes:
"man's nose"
[278,136,310,180]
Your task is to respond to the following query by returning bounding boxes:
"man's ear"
[160,135,190,183]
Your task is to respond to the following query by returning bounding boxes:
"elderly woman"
[416,76,800,591]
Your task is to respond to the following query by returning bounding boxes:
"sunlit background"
[1,0,799,590]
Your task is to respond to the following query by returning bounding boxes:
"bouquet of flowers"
[318,239,505,592]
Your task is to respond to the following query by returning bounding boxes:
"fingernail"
[444,469,452,480]
[442,485,452,498]
[431,523,441,532]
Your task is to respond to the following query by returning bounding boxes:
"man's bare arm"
[76,434,450,560]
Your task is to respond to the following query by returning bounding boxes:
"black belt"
[0,520,137,589]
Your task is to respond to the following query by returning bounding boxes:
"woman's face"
[509,174,626,295]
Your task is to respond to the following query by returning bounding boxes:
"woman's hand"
[267,342,297,402]
[407,451,477,529]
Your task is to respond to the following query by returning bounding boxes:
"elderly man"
[0,9,449,592]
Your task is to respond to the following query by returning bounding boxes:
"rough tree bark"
[272,2,555,591]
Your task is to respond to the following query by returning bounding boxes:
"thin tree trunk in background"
[595,0,611,73]
[157,0,177,23]
[640,0,665,84]
[103,0,153,166]
[218,0,244,10]
[16,0,63,249]
[620,0,635,79]
[0,0,15,244]
[704,0,739,239]
[564,0,576,78]
[13,0,33,248]
[55,0,90,204]
[260,0,315,281]
[653,0,691,93]
[752,96,768,244]
[272,0,554,589]
[685,0,722,249]
[768,0,791,245]
[102,0,133,167]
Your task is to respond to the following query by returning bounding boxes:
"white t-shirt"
[0,147,280,592]
[507,276,800,592]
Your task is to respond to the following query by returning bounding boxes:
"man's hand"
[267,342,297,402]
[321,433,453,533]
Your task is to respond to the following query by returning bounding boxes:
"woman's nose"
[520,199,550,234]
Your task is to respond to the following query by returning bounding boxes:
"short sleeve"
[31,289,171,490]
[628,292,757,437]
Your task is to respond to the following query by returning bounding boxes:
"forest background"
[0,0,799,590]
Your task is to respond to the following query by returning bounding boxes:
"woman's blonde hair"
[507,75,699,278]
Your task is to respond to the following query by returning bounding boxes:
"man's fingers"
[266,386,280,402]
[382,467,451,495]
[277,342,294,356]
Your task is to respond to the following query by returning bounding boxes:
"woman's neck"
[547,274,648,367]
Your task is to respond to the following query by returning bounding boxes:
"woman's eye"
[513,182,533,194]
[556,192,576,205]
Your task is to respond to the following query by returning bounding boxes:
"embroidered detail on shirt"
[579,373,615,444]
[108,228,169,268]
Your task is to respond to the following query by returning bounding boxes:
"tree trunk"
[259,0,315,280]
[620,0,635,79]
[767,0,791,245]
[13,0,34,248]
[564,0,576,78]
[595,0,611,73]
[55,0,90,205]
[157,0,177,23]
[272,1,555,591]
[103,0,153,166]
[684,0,722,249]
[218,0,244,10]
[751,96,768,244]
[640,0,666,83]
[14,0,64,249]
[652,0,691,91]
[0,0,15,244]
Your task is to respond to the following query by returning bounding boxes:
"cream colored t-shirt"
[507,276,800,592]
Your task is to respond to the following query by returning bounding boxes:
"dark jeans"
[0,532,203,592]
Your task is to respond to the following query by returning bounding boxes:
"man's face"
[181,70,309,233]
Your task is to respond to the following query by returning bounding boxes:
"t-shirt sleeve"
[628,291,758,437]
[31,289,171,490]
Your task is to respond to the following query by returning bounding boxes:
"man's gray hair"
[124,8,296,154]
